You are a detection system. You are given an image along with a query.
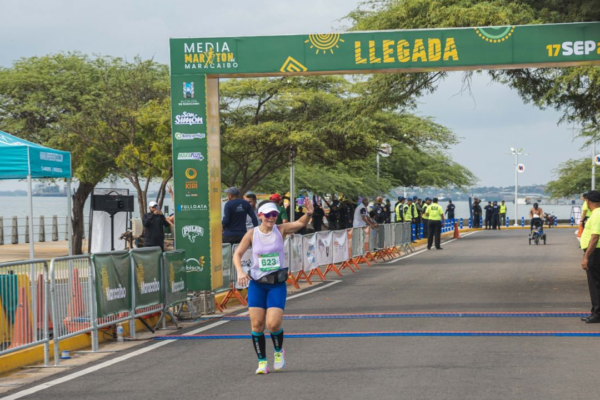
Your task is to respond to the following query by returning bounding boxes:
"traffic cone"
[453,222,461,239]
[8,287,33,349]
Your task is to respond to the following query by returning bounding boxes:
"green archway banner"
[169,22,600,290]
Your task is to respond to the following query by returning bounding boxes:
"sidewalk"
[0,241,72,263]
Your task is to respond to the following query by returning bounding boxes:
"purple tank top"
[251,225,286,280]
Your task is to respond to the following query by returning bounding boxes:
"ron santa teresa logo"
[182,225,203,243]
[183,42,238,69]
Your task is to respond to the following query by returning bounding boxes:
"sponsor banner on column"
[171,74,212,290]
[302,234,317,271]
[131,249,163,309]
[178,218,211,291]
[316,231,333,267]
[91,252,131,318]
[333,230,349,264]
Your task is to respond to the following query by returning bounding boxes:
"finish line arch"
[169,22,600,290]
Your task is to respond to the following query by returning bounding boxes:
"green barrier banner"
[91,251,131,318]
[163,249,188,306]
[218,243,232,292]
[170,23,600,77]
[130,248,163,309]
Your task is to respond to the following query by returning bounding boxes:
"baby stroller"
[529,216,546,245]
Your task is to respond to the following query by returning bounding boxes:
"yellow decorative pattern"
[474,26,516,43]
[280,56,308,73]
[304,34,344,54]
[101,266,109,295]
[136,263,144,290]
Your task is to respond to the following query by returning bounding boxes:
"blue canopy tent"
[0,130,73,259]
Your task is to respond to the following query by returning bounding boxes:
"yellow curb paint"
[0,315,162,375]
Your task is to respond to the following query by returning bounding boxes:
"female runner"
[233,198,314,374]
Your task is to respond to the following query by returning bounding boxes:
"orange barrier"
[8,287,33,349]
[36,274,52,330]
[287,272,301,289]
[339,260,356,273]
[308,267,326,282]
[323,263,342,277]
[295,270,312,285]
[64,268,89,332]
[220,283,248,309]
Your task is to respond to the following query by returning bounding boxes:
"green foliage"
[546,157,592,197]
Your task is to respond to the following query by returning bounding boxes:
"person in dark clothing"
[472,199,482,228]
[222,187,259,244]
[142,201,170,251]
[384,199,392,223]
[339,200,355,229]
[484,201,493,230]
[312,204,326,232]
[491,201,500,230]
[446,200,455,221]
[372,197,387,225]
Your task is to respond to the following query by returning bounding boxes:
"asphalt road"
[6,228,598,400]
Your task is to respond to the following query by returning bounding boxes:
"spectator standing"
[270,193,289,225]
[372,196,387,225]
[142,201,170,251]
[223,187,259,244]
[245,193,259,231]
[492,201,500,230]
[312,203,326,232]
[384,199,392,223]
[353,197,378,229]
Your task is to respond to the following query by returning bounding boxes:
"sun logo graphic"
[474,26,516,43]
[305,34,345,54]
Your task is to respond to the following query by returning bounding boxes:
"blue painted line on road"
[221,312,589,321]
[154,330,600,340]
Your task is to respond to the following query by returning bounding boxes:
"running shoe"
[274,349,286,371]
[255,360,269,375]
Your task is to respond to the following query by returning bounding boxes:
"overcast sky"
[0,0,590,190]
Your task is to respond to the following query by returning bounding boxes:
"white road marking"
[3,279,341,399]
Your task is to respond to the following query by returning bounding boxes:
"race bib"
[258,253,281,272]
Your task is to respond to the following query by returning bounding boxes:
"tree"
[0,53,113,254]
[546,158,591,197]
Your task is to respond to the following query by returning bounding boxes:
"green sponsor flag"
[130,248,163,309]
[163,249,188,306]
[91,251,131,318]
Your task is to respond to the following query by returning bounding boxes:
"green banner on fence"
[91,251,131,318]
[131,248,163,309]
[163,249,188,306]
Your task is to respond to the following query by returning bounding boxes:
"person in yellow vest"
[425,197,445,250]
[422,198,431,239]
[581,192,592,227]
[579,190,600,323]
[395,196,405,222]
[403,198,418,242]
[499,200,507,228]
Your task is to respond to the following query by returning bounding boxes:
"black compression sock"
[251,331,267,361]
[270,328,284,352]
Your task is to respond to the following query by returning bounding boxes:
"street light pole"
[510,147,528,227]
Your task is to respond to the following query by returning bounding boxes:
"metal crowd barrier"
[0,259,50,364]
[50,255,97,366]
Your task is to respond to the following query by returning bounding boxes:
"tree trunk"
[72,181,96,255]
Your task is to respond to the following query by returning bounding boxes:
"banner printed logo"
[305,34,344,54]
[175,132,206,141]
[182,225,204,243]
[174,112,204,125]
[185,168,197,179]
[474,26,515,43]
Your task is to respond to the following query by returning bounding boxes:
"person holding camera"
[142,201,170,251]
[233,198,314,375]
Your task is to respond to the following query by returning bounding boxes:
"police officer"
[425,197,445,250]
[484,201,493,230]
[446,199,455,222]
[403,198,418,242]
[491,201,500,230]
[580,190,600,323]
[395,197,405,222]
[499,200,507,228]
[422,198,431,239]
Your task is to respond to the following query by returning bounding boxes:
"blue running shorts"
[247,280,287,310]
